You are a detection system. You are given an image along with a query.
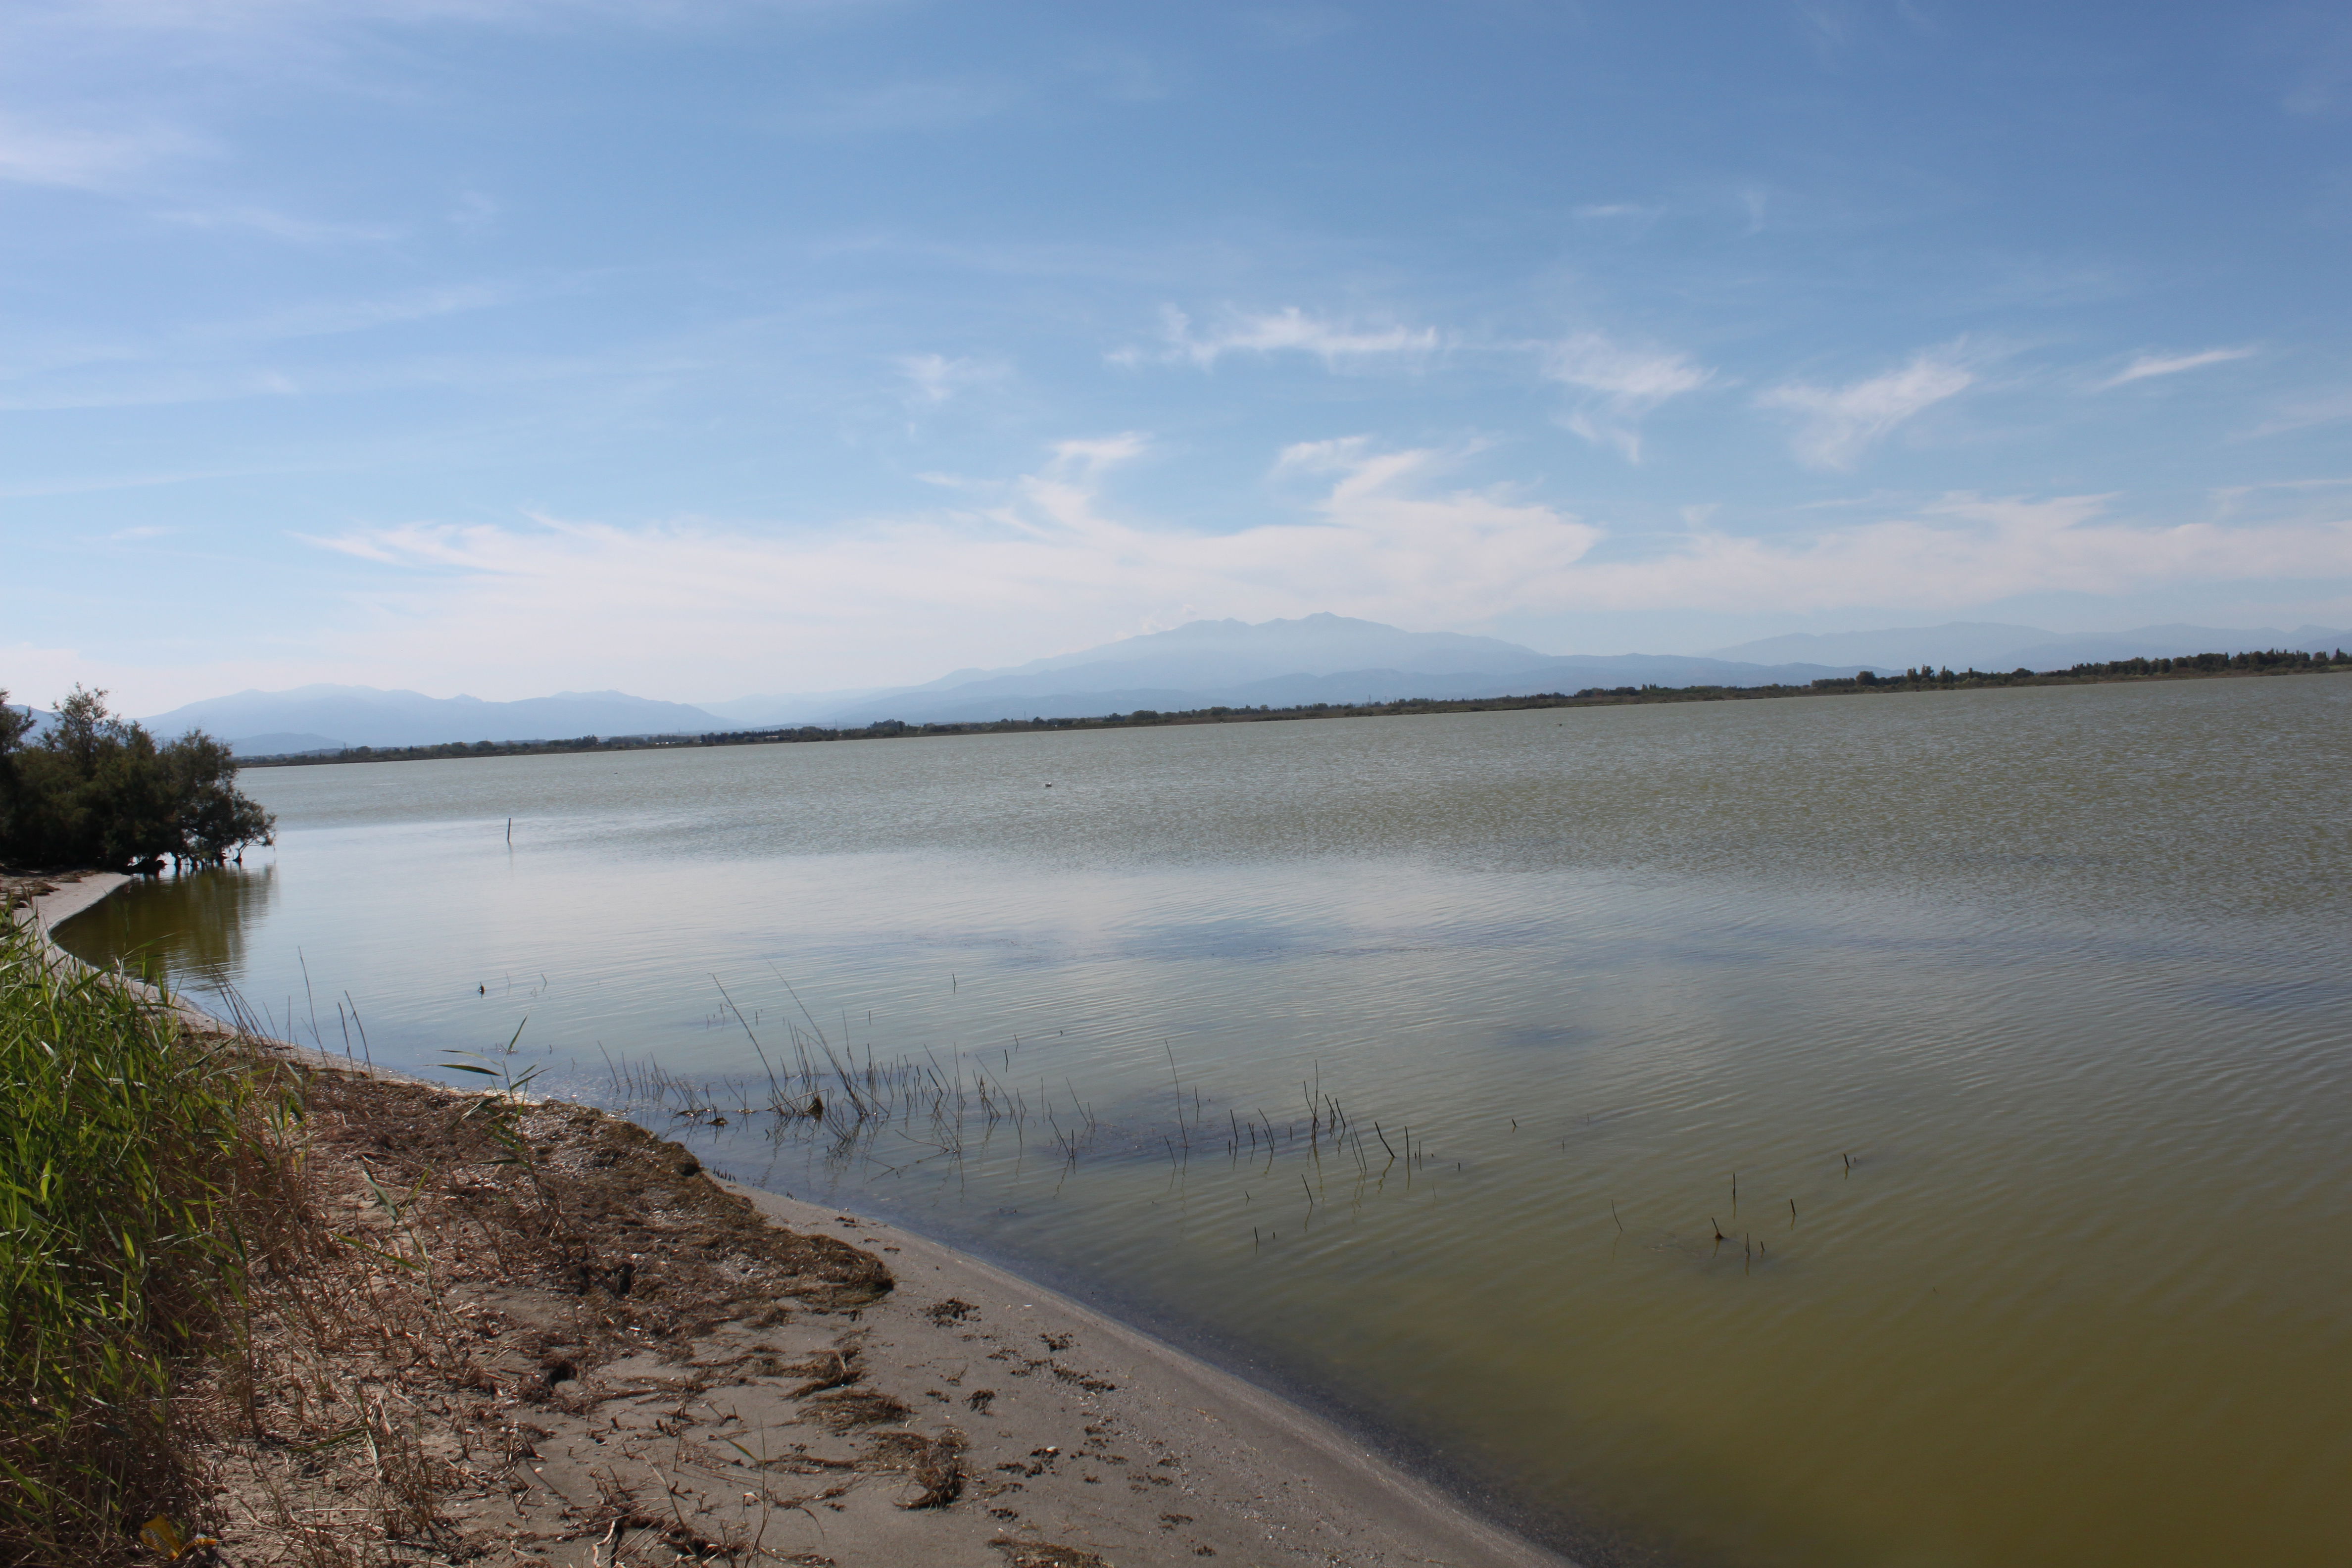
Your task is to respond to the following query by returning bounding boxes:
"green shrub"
[0,920,283,1562]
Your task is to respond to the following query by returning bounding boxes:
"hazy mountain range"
[132,688,725,756]
[704,614,2351,730]
[758,615,1860,729]
[8,614,2340,756]
[6,704,60,739]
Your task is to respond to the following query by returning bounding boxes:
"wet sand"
[722,1182,1568,1566]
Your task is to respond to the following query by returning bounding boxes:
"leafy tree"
[0,686,275,870]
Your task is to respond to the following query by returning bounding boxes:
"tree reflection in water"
[54,865,276,999]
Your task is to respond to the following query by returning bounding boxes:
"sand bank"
[11,867,133,927]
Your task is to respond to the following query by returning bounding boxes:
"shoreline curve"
[17,869,1579,1566]
[731,1180,1574,1568]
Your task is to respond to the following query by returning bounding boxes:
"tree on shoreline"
[0,687,275,870]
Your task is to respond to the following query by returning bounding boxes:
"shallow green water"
[57,677,2352,1566]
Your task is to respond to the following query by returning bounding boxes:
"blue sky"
[5,0,2350,712]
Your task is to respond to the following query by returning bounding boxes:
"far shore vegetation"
[235,645,2349,770]
[0,687,276,871]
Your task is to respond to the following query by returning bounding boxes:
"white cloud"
[1758,347,1975,470]
[1043,431,1148,476]
[1571,202,1667,235]
[0,112,196,188]
[290,436,1598,696]
[1136,306,1442,369]
[1540,332,1714,461]
[2099,346,2257,389]
[897,352,1008,407]
[1549,494,2352,614]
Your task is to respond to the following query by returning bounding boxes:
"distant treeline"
[1811,647,2347,690]
[0,687,276,870]
[234,646,2351,770]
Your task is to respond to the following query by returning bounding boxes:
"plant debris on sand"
[170,1062,983,1566]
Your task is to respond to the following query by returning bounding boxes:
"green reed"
[0,917,281,1563]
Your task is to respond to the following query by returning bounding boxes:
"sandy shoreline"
[723,1183,1568,1567]
[12,871,1573,1567]
[14,867,134,926]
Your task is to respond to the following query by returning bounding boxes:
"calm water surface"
[58,678,2352,1567]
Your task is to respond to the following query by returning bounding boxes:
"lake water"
[56,676,2352,1567]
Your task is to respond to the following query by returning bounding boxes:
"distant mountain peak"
[941,614,1550,688]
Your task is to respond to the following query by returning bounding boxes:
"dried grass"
[866,1427,967,1508]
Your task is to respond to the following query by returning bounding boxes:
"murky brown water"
[59,676,2352,1566]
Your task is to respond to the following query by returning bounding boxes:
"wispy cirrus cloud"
[196,282,509,344]
[1758,346,1975,470]
[1124,305,1442,369]
[159,205,402,244]
[897,352,1009,407]
[2244,387,2352,439]
[1571,201,1666,237]
[1540,332,1714,461]
[1558,493,2352,614]
[2099,346,2257,389]
[0,111,199,188]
